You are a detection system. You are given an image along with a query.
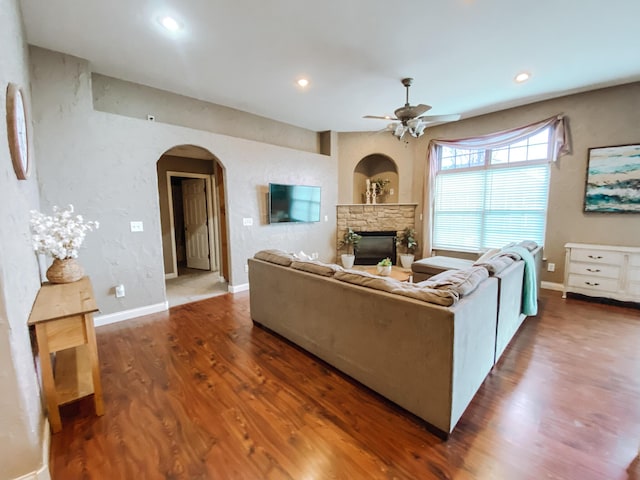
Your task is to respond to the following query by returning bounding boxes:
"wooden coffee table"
[355,265,412,282]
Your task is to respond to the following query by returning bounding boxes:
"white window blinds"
[433,163,550,251]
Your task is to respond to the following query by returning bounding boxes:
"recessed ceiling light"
[515,72,531,83]
[159,16,181,32]
[297,78,309,88]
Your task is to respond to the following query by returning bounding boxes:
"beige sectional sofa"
[412,243,542,363]
[248,244,539,437]
[249,252,504,438]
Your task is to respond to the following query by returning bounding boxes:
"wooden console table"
[28,276,104,433]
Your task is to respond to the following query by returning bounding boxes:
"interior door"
[182,178,210,270]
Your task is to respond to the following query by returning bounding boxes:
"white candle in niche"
[366,178,370,189]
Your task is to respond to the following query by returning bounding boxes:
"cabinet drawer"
[568,262,620,279]
[568,274,619,293]
[570,249,624,265]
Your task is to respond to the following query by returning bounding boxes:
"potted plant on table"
[376,257,393,276]
[397,227,418,269]
[338,227,361,268]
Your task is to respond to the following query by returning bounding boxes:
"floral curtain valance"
[427,114,570,162]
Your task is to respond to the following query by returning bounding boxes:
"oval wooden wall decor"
[6,82,30,180]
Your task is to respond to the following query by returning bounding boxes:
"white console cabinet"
[564,243,640,302]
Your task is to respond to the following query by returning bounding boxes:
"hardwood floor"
[50,290,640,479]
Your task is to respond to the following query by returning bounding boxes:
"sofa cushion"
[411,256,474,276]
[334,269,458,306]
[291,260,343,277]
[254,249,295,267]
[420,266,489,297]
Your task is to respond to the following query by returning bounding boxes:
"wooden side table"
[28,276,104,433]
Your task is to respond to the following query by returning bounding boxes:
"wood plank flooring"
[50,290,640,479]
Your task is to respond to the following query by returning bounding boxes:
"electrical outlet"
[547,262,555,272]
[130,221,144,232]
[242,217,253,226]
[115,284,125,298]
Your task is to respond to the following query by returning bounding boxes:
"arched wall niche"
[353,154,399,204]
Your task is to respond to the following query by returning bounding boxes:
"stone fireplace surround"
[336,204,418,264]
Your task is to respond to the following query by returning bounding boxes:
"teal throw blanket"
[502,245,538,315]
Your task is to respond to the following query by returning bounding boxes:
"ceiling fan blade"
[418,114,462,123]
[394,103,432,120]
[363,115,398,120]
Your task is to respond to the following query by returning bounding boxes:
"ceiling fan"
[364,78,461,140]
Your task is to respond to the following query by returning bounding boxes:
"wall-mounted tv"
[269,183,321,223]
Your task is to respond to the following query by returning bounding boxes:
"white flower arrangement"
[30,205,99,260]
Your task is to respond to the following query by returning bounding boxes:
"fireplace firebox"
[355,231,397,265]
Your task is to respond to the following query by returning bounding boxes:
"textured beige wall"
[30,47,338,316]
[337,132,417,205]
[157,155,216,274]
[92,74,322,154]
[0,0,46,477]
[338,82,640,284]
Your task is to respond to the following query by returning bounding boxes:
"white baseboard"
[94,301,168,327]
[228,283,249,293]
[14,419,51,480]
[164,272,177,280]
[541,281,564,292]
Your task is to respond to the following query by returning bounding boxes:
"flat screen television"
[269,183,321,223]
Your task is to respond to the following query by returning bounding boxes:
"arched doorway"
[156,145,229,306]
[353,154,399,204]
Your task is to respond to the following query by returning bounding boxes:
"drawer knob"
[585,281,600,286]
[586,268,601,272]
[588,255,603,259]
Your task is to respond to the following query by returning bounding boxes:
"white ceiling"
[20,0,640,133]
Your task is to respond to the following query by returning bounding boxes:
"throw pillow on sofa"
[474,255,515,275]
[254,249,296,267]
[334,270,458,306]
[419,266,489,297]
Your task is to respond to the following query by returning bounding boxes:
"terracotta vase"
[46,258,84,284]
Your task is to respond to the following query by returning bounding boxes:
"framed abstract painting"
[584,143,640,213]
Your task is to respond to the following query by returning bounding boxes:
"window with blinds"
[433,128,551,251]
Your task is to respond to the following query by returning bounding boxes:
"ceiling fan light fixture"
[364,77,460,139]
[411,122,427,137]
[393,124,406,139]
